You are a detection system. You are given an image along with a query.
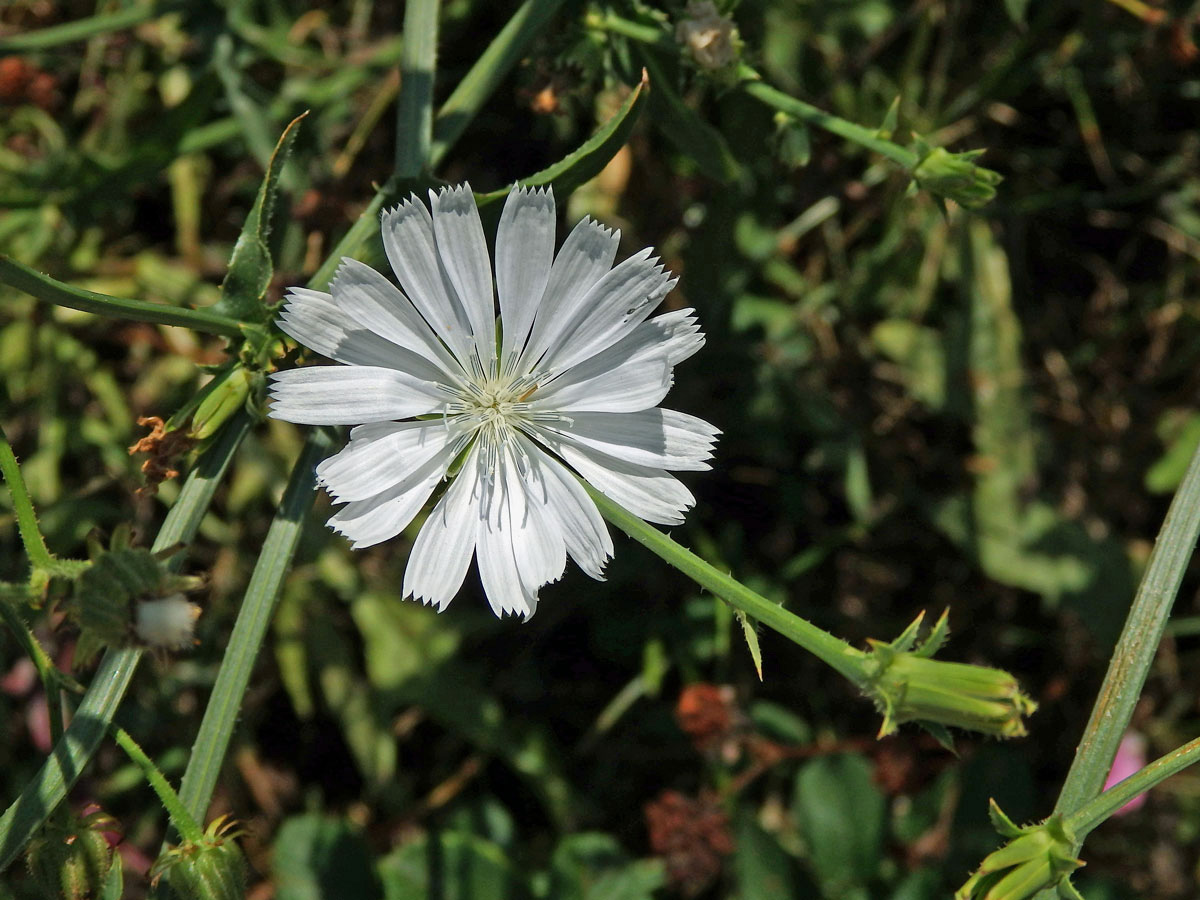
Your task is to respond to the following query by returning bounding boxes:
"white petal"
[430,184,496,370]
[532,352,672,414]
[403,446,482,610]
[549,439,696,526]
[519,216,619,370]
[519,437,612,580]
[330,258,465,380]
[380,196,476,365]
[503,448,567,594]
[645,308,706,366]
[326,448,451,549]
[315,420,463,503]
[276,288,447,383]
[537,249,677,372]
[476,515,537,619]
[496,186,555,364]
[537,409,719,472]
[268,366,447,425]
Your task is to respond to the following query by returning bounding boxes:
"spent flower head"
[675,2,742,70]
[270,184,718,618]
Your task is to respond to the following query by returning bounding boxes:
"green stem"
[0,423,55,574]
[0,601,65,746]
[585,485,868,685]
[174,430,333,825]
[737,69,917,168]
[1066,735,1200,839]
[1052,438,1200,821]
[395,0,439,176]
[0,414,250,874]
[585,11,917,168]
[0,1,177,52]
[112,727,204,845]
[0,256,246,339]
[429,0,567,168]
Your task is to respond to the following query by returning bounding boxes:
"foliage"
[2,0,1200,898]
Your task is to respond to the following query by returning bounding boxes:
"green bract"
[956,802,1085,900]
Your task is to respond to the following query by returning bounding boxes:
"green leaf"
[1004,0,1032,25]
[734,814,801,900]
[735,609,764,680]
[1146,412,1200,494]
[379,832,526,900]
[871,320,947,410]
[548,833,665,900]
[273,815,381,900]
[212,111,308,322]
[475,71,649,207]
[639,53,741,183]
[793,754,885,896]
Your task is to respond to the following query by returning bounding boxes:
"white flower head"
[269,184,718,619]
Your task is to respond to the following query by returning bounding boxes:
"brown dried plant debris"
[645,790,735,897]
[128,416,196,495]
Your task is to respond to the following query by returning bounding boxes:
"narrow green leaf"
[735,609,764,680]
[395,0,439,176]
[0,1,170,52]
[430,0,567,168]
[0,255,244,338]
[0,415,251,874]
[174,428,335,825]
[212,111,308,322]
[639,53,741,183]
[475,71,649,207]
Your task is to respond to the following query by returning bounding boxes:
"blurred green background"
[3,0,1200,897]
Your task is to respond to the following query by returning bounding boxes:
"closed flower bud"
[956,802,1085,900]
[910,144,1003,209]
[863,610,1037,739]
[191,367,254,440]
[152,816,247,900]
[26,810,116,900]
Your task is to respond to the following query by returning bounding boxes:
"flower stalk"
[587,486,1037,738]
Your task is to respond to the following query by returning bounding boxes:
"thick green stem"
[1053,438,1200,820]
[585,485,869,685]
[395,0,439,176]
[1067,735,1200,839]
[0,256,246,339]
[112,727,204,845]
[174,430,333,826]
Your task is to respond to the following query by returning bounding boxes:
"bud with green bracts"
[910,139,1003,209]
[73,535,203,659]
[191,366,255,440]
[25,809,115,900]
[862,610,1037,740]
[956,802,1085,900]
[151,815,247,900]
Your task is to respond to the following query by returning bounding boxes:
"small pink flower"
[1103,731,1148,815]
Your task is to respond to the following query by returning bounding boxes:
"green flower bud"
[863,610,1037,739]
[910,142,1003,209]
[956,802,1085,900]
[191,367,254,440]
[152,816,247,900]
[26,810,115,900]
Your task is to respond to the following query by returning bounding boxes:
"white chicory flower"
[269,184,718,618]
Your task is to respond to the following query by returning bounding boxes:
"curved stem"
[585,485,869,685]
[112,727,204,845]
[0,423,55,574]
[0,256,246,339]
